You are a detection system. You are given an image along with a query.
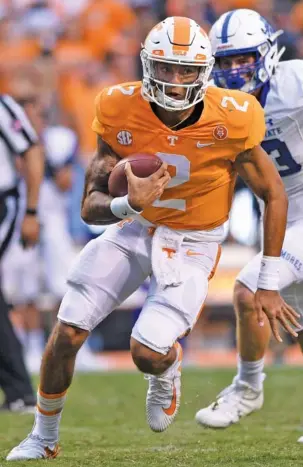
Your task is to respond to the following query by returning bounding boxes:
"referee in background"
[0,93,44,412]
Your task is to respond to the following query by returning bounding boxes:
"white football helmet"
[141,16,214,111]
[209,9,285,93]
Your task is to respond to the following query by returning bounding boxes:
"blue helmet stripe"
[221,10,235,44]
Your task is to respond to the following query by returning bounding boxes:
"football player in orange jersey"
[6,16,300,460]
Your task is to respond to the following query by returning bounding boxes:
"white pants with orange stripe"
[57,220,221,354]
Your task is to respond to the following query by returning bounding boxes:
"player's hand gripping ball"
[108,153,163,197]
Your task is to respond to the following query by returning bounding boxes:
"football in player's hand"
[108,153,163,197]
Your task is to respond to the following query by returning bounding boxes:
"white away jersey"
[261,60,303,223]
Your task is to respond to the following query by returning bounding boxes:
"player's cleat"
[297,436,303,443]
[146,342,183,432]
[6,434,59,461]
[195,375,265,428]
[0,396,37,414]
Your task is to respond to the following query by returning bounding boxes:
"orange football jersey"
[92,82,265,230]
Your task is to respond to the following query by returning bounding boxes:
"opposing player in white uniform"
[196,9,303,436]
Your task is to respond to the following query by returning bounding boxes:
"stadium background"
[1,0,303,372]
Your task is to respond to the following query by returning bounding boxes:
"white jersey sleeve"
[0,94,38,154]
[261,60,303,223]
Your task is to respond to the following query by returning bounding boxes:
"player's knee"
[130,338,167,375]
[48,321,89,358]
[234,281,255,317]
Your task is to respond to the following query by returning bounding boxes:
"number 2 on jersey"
[107,85,135,96]
[261,139,302,177]
[152,153,190,211]
[221,96,249,112]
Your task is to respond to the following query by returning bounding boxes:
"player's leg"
[0,287,37,411]
[0,221,37,411]
[39,212,99,370]
[6,223,150,461]
[5,243,42,373]
[196,221,303,428]
[17,246,43,373]
[1,241,27,346]
[131,240,221,432]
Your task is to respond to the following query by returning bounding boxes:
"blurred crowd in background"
[1,0,302,371]
[0,0,302,242]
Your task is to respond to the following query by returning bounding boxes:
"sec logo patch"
[213,125,228,140]
[117,130,132,146]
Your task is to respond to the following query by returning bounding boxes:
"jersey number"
[261,139,302,177]
[221,96,249,112]
[107,85,135,96]
[106,86,191,210]
[152,153,190,211]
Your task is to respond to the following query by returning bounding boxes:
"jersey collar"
[258,81,270,108]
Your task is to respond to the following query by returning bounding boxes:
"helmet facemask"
[141,49,214,111]
[214,49,264,93]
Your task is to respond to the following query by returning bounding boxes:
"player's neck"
[153,105,195,130]
[252,87,262,100]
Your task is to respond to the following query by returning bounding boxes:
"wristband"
[26,208,37,216]
[257,255,280,291]
[110,195,142,219]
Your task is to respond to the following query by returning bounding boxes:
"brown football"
[108,153,163,197]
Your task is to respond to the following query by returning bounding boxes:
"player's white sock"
[31,388,67,442]
[237,356,264,391]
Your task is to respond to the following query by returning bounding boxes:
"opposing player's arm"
[81,136,121,225]
[234,144,288,257]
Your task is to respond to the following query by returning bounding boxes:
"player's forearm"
[23,144,44,209]
[81,191,118,225]
[262,190,288,257]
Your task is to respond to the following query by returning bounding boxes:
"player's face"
[218,54,256,83]
[154,62,199,99]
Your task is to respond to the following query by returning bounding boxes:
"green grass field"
[1,368,303,467]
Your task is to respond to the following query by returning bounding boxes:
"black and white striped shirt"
[0,94,38,193]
